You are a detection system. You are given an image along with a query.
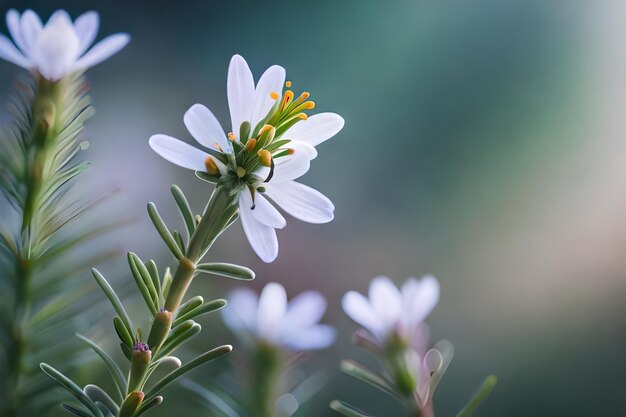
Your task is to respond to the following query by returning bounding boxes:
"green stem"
[249,343,282,417]
[3,76,67,417]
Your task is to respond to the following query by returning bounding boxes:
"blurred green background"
[3,0,626,416]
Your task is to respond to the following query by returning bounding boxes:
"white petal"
[406,275,440,326]
[222,288,258,334]
[74,11,99,55]
[250,64,285,127]
[286,140,318,160]
[149,134,210,171]
[73,33,129,70]
[369,276,402,329]
[270,151,310,183]
[342,291,385,339]
[240,189,286,229]
[265,181,334,224]
[283,113,344,147]
[34,13,81,80]
[0,34,30,68]
[227,54,255,135]
[282,291,327,331]
[239,198,279,263]
[183,104,230,151]
[20,9,42,52]
[257,282,287,341]
[46,10,72,26]
[285,324,336,350]
[6,10,27,52]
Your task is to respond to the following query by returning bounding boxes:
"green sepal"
[239,120,251,141]
[147,202,184,260]
[77,335,127,402]
[40,363,104,417]
[195,171,220,184]
[456,375,498,417]
[196,262,255,280]
[172,299,227,327]
[330,400,374,417]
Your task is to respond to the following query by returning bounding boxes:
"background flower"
[0,9,129,80]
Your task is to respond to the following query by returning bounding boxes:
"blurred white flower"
[0,9,129,81]
[222,282,336,351]
[342,275,439,345]
[404,341,453,410]
[150,54,343,263]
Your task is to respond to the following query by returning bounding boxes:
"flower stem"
[249,343,282,417]
[3,76,68,417]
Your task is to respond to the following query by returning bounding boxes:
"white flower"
[222,282,336,351]
[0,9,129,81]
[342,275,440,345]
[150,54,344,263]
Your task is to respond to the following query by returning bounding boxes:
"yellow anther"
[228,132,236,141]
[257,149,273,167]
[236,167,246,178]
[288,148,295,155]
[297,113,308,120]
[259,124,275,135]
[301,92,310,100]
[204,156,219,175]
[213,143,223,152]
[285,81,292,87]
[281,90,294,111]
[304,101,315,109]
[270,91,279,100]
[245,138,258,151]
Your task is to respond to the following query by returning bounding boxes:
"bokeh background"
[2,0,626,416]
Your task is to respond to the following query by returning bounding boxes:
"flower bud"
[245,138,258,152]
[118,391,144,417]
[128,343,151,392]
[147,310,172,354]
[257,149,273,167]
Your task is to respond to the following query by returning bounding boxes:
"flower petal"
[149,134,210,171]
[73,33,129,70]
[282,291,327,331]
[271,151,310,183]
[404,275,440,326]
[222,288,258,334]
[285,324,336,351]
[183,103,230,151]
[74,11,99,55]
[227,54,255,136]
[0,34,30,68]
[265,181,334,224]
[239,197,279,263]
[250,64,285,128]
[283,112,344,147]
[20,9,42,52]
[342,291,385,339]
[369,276,402,330]
[6,10,27,52]
[239,188,286,229]
[257,282,287,341]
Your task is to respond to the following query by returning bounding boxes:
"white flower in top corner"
[342,275,440,346]
[150,54,344,263]
[222,282,336,351]
[0,9,129,81]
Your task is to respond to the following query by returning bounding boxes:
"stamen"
[288,148,295,155]
[227,132,236,141]
[285,81,292,87]
[257,149,273,167]
[213,143,223,152]
[204,156,219,175]
[270,91,279,100]
[281,90,294,111]
[236,167,246,178]
[245,138,257,152]
[297,113,308,120]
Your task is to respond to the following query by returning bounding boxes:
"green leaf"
[62,403,93,417]
[176,295,203,318]
[127,252,158,315]
[113,317,134,348]
[156,321,201,360]
[91,269,133,338]
[40,363,104,417]
[330,400,374,417]
[142,345,232,404]
[134,396,163,417]
[171,185,195,238]
[172,299,226,327]
[196,262,255,281]
[145,260,163,307]
[456,375,498,417]
[83,384,119,415]
[147,202,184,260]
[340,360,397,399]
[77,335,127,402]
